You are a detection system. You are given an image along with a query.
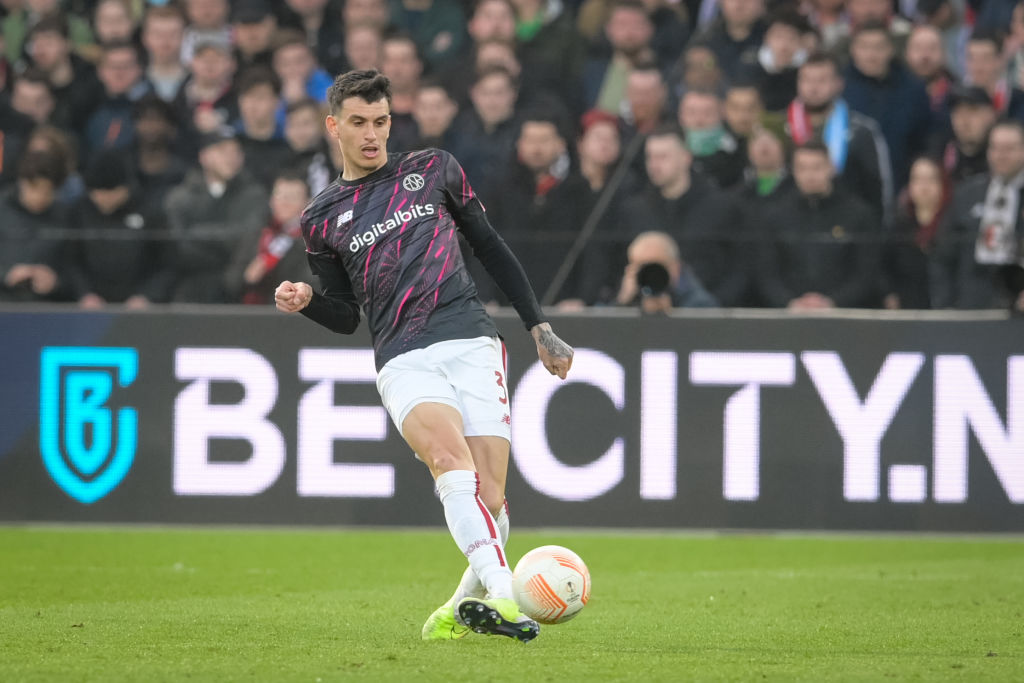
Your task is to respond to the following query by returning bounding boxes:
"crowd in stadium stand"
[2,0,1024,312]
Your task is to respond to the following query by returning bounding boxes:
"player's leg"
[444,436,511,607]
[401,402,514,600]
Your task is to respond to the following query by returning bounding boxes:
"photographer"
[616,231,719,313]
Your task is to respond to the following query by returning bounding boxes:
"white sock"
[450,499,510,605]
[435,471,513,600]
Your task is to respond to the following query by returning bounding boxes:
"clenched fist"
[275,281,313,312]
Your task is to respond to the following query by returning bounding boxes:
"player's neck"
[341,156,389,181]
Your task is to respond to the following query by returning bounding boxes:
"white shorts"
[376,336,512,442]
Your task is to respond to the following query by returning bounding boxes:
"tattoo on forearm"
[538,329,573,358]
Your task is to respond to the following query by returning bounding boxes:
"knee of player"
[422,447,474,475]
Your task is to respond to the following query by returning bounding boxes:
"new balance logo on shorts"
[348,204,436,252]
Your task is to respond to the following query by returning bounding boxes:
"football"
[512,545,591,624]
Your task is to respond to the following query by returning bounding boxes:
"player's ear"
[325,114,339,139]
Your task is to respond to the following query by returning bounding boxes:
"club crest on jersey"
[337,209,353,227]
[348,204,436,252]
[403,173,425,191]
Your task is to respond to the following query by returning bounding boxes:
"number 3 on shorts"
[495,371,508,405]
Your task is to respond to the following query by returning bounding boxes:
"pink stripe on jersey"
[425,155,437,169]
[434,245,445,258]
[393,285,414,328]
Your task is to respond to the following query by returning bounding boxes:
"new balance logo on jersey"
[348,204,436,252]
[337,210,353,227]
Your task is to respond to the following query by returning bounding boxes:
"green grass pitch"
[1,527,1022,682]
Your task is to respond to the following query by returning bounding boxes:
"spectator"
[486,109,590,303]
[389,0,466,70]
[284,98,335,194]
[447,65,520,205]
[25,14,101,132]
[937,86,997,182]
[582,0,656,114]
[620,125,748,305]
[92,0,137,47]
[884,156,950,310]
[343,0,393,33]
[806,0,848,52]
[757,140,879,310]
[24,124,85,207]
[343,22,383,72]
[788,51,891,222]
[0,98,35,190]
[0,151,65,302]
[164,126,269,303]
[232,0,277,70]
[181,0,231,64]
[672,43,723,98]
[379,31,423,152]
[723,82,762,143]
[64,150,174,309]
[965,29,1024,122]
[740,11,808,112]
[270,28,332,111]
[735,126,795,238]
[913,0,966,79]
[905,23,956,140]
[574,108,642,305]
[577,0,689,65]
[141,5,188,102]
[838,0,913,58]
[693,0,767,81]
[931,120,1024,309]
[843,21,932,191]
[129,95,188,224]
[678,88,744,189]
[450,0,515,100]
[1007,0,1024,89]
[235,67,290,190]
[175,37,237,136]
[232,170,311,304]
[509,0,586,117]
[411,78,459,150]
[10,68,55,125]
[615,230,719,311]
[2,0,93,62]
[279,0,344,74]
[623,61,669,137]
[82,41,151,159]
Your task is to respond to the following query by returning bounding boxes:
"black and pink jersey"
[300,148,545,370]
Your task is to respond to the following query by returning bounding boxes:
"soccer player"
[274,70,574,642]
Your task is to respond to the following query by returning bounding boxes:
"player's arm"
[275,251,361,334]
[450,189,573,379]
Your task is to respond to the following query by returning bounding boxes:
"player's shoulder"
[300,177,344,224]
[398,147,456,172]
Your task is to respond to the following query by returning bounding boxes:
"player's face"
[327,96,391,180]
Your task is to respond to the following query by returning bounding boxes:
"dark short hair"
[274,168,311,193]
[793,138,831,159]
[473,63,517,89]
[100,40,141,65]
[646,122,687,146]
[851,19,893,42]
[991,118,1024,142]
[327,69,392,115]
[285,97,322,117]
[236,65,282,97]
[15,68,54,96]
[28,13,70,40]
[17,150,68,186]
[801,51,841,75]
[968,27,1003,53]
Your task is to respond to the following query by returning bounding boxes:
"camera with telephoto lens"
[636,262,671,298]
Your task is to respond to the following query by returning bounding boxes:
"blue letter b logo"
[40,348,138,504]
